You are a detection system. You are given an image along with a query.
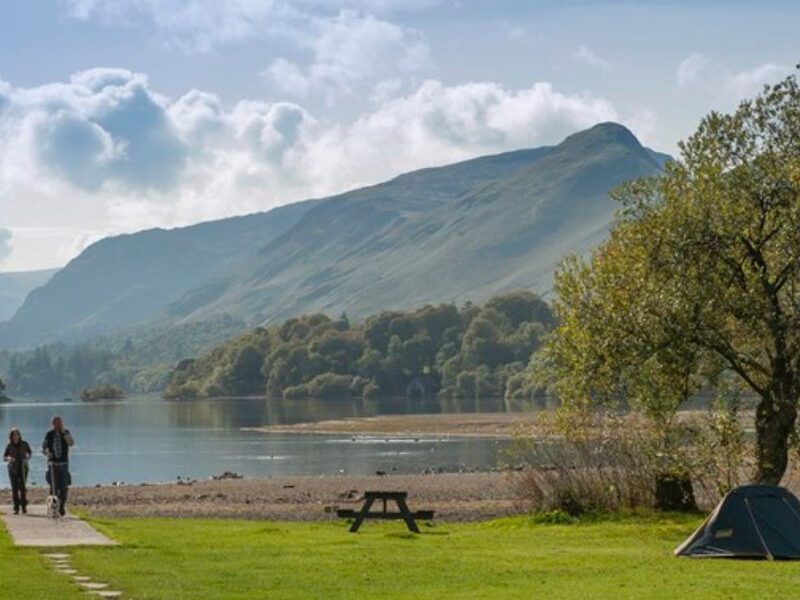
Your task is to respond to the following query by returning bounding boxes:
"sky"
[0,1,798,271]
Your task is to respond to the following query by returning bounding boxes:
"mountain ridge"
[0,122,667,350]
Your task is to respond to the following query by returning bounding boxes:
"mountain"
[0,269,58,321]
[178,122,664,325]
[0,122,666,350]
[0,202,317,349]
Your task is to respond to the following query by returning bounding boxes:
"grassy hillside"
[183,123,663,326]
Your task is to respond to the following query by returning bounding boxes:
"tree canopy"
[538,72,800,484]
[166,291,553,401]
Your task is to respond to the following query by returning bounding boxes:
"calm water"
[0,396,530,486]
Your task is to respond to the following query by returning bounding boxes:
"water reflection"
[0,396,529,486]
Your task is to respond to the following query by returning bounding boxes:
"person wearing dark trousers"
[4,428,31,515]
[42,416,74,516]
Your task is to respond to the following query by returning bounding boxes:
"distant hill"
[0,203,317,349]
[0,123,667,350]
[0,269,58,321]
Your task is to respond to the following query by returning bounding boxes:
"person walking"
[42,416,74,516]
[3,428,31,515]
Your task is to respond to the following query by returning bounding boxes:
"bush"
[81,384,126,401]
[283,384,309,400]
[512,407,752,516]
[362,382,381,400]
[307,373,353,399]
[514,438,657,516]
[349,376,368,397]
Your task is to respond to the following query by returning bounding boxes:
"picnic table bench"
[336,491,434,533]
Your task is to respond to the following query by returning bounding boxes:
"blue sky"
[0,0,797,270]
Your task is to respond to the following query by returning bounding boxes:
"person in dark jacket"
[42,416,74,516]
[4,428,32,514]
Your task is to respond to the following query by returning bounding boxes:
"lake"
[0,395,531,486]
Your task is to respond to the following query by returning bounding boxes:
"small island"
[0,377,10,403]
[80,384,126,402]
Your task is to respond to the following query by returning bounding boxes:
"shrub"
[283,384,309,400]
[307,373,353,398]
[362,382,381,400]
[513,437,657,515]
[80,384,126,401]
[512,407,751,515]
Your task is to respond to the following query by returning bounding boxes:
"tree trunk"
[754,389,797,485]
[654,472,697,512]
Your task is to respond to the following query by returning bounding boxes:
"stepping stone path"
[42,552,127,599]
[81,582,110,590]
[1,507,126,599]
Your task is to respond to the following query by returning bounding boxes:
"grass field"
[0,526,85,599]
[24,514,790,599]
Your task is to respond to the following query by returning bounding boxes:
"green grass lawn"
[51,514,800,599]
[0,527,86,598]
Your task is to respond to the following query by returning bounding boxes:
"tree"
[539,72,800,484]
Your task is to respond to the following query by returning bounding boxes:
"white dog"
[46,461,62,519]
[46,493,61,519]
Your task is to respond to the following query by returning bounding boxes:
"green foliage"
[166,291,554,400]
[0,315,245,396]
[537,72,800,484]
[80,383,126,401]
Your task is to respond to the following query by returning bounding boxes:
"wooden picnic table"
[336,491,434,533]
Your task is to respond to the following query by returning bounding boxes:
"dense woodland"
[0,315,244,396]
[0,292,553,400]
[166,291,554,401]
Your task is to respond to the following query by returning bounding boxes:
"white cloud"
[677,53,708,88]
[266,11,431,104]
[676,55,789,101]
[503,24,527,42]
[66,0,441,52]
[574,45,609,69]
[67,0,289,52]
[295,80,625,193]
[727,63,790,98]
[0,68,651,270]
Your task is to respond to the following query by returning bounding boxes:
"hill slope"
[0,269,58,321]
[181,122,663,325]
[0,203,317,349]
[0,123,666,349]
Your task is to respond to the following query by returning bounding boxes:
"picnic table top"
[363,491,407,499]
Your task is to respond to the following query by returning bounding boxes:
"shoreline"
[0,471,525,522]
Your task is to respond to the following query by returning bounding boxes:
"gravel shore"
[1,472,525,522]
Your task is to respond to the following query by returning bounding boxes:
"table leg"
[350,497,376,533]
[396,499,420,534]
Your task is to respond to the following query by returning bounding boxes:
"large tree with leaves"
[539,72,800,484]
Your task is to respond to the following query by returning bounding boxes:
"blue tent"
[675,485,800,559]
